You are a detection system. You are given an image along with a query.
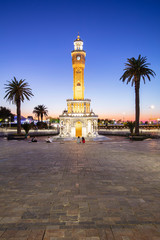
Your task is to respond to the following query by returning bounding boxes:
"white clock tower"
[59,34,98,138]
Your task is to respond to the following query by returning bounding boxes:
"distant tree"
[0,106,14,122]
[33,105,48,122]
[48,117,59,123]
[98,119,105,126]
[120,55,156,135]
[4,77,33,134]
[104,119,109,126]
[108,119,114,124]
[36,121,48,129]
[117,119,122,124]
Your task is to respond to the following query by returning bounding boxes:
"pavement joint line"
[0,222,160,231]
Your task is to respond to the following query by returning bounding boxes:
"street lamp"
[5,119,8,130]
[47,119,50,130]
[157,118,160,128]
[9,116,11,128]
[122,112,126,123]
[149,105,155,124]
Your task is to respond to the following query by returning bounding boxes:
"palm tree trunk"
[41,113,43,122]
[135,80,140,135]
[16,99,21,135]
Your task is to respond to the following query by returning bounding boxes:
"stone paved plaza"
[0,136,160,240]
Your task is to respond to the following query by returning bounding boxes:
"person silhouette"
[77,136,81,143]
[31,136,37,142]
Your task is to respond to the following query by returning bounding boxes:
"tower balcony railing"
[71,50,86,53]
[67,98,91,102]
[59,112,98,118]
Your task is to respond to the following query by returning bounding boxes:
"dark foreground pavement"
[0,136,160,239]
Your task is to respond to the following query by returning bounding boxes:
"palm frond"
[4,77,34,104]
[120,55,156,86]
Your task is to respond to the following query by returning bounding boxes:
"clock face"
[77,56,81,60]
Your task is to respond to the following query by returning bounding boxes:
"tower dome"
[74,33,83,50]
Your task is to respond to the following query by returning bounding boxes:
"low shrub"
[36,122,48,129]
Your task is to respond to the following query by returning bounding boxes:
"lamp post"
[122,112,126,123]
[47,119,50,130]
[5,119,8,130]
[149,105,155,124]
[9,116,11,128]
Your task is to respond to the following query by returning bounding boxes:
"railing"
[66,99,91,102]
[98,124,160,130]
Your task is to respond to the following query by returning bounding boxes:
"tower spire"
[77,32,80,40]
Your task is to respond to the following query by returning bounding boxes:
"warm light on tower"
[59,34,98,138]
[71,33,86,100]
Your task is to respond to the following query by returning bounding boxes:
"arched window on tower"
[77,82,81,86]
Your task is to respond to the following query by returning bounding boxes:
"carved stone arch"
[73,119,85,127]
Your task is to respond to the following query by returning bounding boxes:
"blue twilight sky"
[0,0,160,121]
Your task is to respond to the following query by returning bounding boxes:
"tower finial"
[77,32,80,40]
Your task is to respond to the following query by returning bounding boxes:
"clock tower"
[59,34,98,138]
[71,34,86,100]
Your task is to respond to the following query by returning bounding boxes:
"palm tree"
[120,55,155,135]
[33,105,48,122]
[33,106,41,121]
[4,77,33,134]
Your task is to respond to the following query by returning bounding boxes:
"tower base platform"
[59,112,98,138]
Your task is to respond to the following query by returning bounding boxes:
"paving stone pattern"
[0,137,160,239]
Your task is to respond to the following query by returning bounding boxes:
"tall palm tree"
[4,77,33,134]
[33,105,48,122]
[120,55,156,135]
